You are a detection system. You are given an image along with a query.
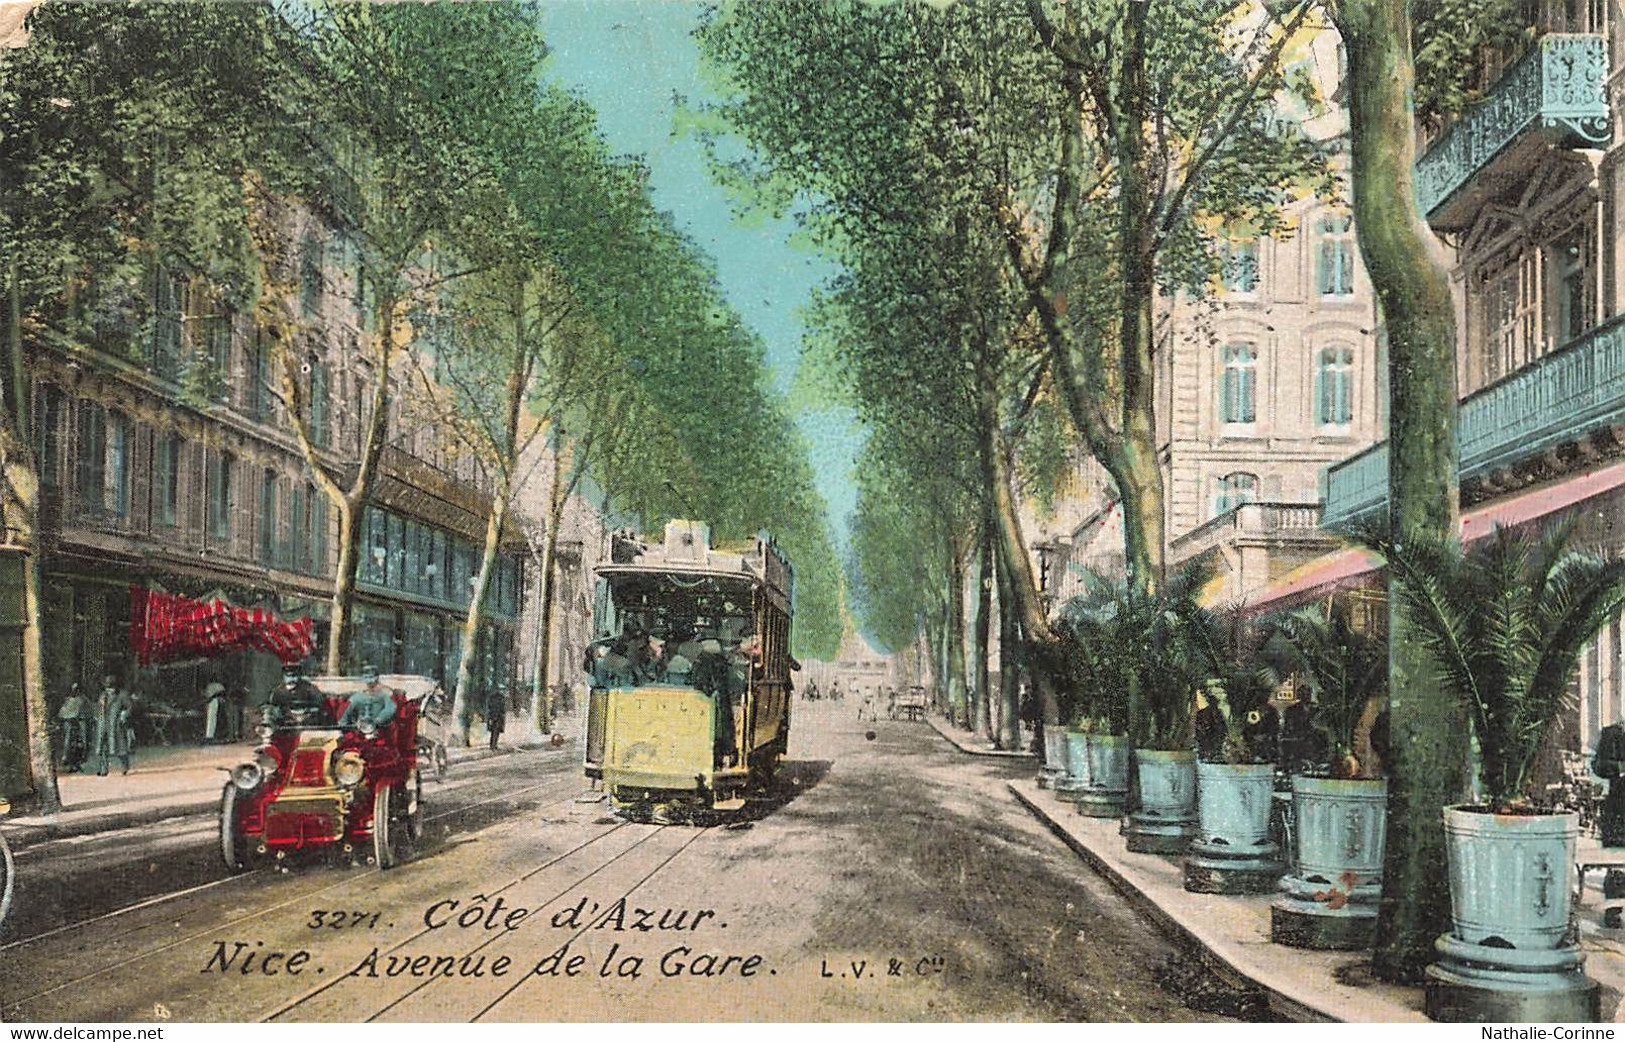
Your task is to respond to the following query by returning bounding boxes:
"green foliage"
[1362,522,1625,809]
[1056,562,1215,747]
[1182,608,1278,764]
[1413,0,1533,125]
[1261,605,1387,778]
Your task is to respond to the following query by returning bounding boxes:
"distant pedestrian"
[59,684,89,773]
[92,674,134,776]
[484,686,506,751]
[202,682,228,744]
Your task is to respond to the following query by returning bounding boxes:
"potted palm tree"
[1371,522,1625,1022]
[1052,601,1130,818]
[1262,604,1388,950]
[1182,614,1283,894]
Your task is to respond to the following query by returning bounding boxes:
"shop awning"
[1242,456,1625,617]
[130,586,316,666]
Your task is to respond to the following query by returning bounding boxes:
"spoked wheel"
[373,781,417,870]
[219,783,253,873]
[0,829,13,931]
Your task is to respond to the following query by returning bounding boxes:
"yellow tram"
[583,521,794,817]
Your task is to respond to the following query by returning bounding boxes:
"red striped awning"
[130,586,315,666]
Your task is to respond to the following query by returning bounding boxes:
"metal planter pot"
[1054,728,1091,803]
[1425,806,1598,1022]
[1126,749,1196,854]
[1183,761,1281,894]
[1038,726,1069,790]
[1075,733,1130,818]
[1271,776,1386,950]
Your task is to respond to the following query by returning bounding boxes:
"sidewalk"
[1,725,565,852]
[1011,777,1625,1022]
[926,712,1036,760]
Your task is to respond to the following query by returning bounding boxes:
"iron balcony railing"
[1414,33,1610,221]
[1322,311,1625,526]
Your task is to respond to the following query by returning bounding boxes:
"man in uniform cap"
[339,668,396,731]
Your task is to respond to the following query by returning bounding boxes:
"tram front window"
[587,573,756,692]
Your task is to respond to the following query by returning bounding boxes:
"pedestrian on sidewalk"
[485,686,506,751]
[59,683,89,773]
[202,682,227,744]
[92,674,134,776]
[1594,721,1625,926]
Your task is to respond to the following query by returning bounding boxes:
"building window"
[300,231,324,316]
[245,331,270,422]
[309,486,328,576]
[364,507,388,585]
[309,356,330,449]
[32,383,61,488]
[154,432,181,527]
[290,482,306,574]
[208,450,234,544]
[1553,226,1596,345]
[1317,216,1355,296]
[1213,472,1259,518]
[1316,347,1355,428]
[1220,344,1258,426]
[1221,237,1259,294]
[153,270,184,381]
[76,401,106,514]
[106,413,129,519]
[260,469,279,565]
[205,308,233,402]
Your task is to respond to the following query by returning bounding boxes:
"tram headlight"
[333,751,365,788]
[231,762,263,790]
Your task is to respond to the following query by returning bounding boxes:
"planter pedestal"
[1126,750,1196,854]
[1425,936,1598,1022]
[1424,806,1599,1022]
[1184,762,1281,894]
[1270,776,1387,951]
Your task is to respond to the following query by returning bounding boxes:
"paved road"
[0,701,1240,1022]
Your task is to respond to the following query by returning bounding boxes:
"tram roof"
[594,520,793,605]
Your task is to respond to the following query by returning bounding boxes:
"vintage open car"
[220,674,433,871]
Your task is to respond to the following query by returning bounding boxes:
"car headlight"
[257,723,274,742]
[333,751,365,788]
[255,748,280,776]
[356,717,377,737]
[231,763,263,790]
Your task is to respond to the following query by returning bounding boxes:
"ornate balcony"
[1414,33,1610,229]
[1322,312,1625,526]
[1170,502,1327,563]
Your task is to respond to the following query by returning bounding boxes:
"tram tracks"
[0,777,579,1016]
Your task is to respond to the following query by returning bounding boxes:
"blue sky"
[539,1,864,551]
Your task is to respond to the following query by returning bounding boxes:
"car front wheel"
[219,783,252,873]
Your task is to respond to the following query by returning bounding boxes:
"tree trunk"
[3,256,57,813]
[994,539,1024,751]
[1334,0,1462,983]
[326,497,361,674]
[972,514,993,740]
[452,493,506,746]
[531,517,560,735]
[946,543,969,728]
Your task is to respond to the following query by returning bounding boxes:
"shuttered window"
[208,451,233,544]
[1220,344,1257,425]
[154,432,181,527]
[77,401,106,515]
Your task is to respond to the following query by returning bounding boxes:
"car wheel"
[373,786,397,870]
[219,782,252,873]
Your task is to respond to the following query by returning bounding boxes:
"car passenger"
[339,669,397,731]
